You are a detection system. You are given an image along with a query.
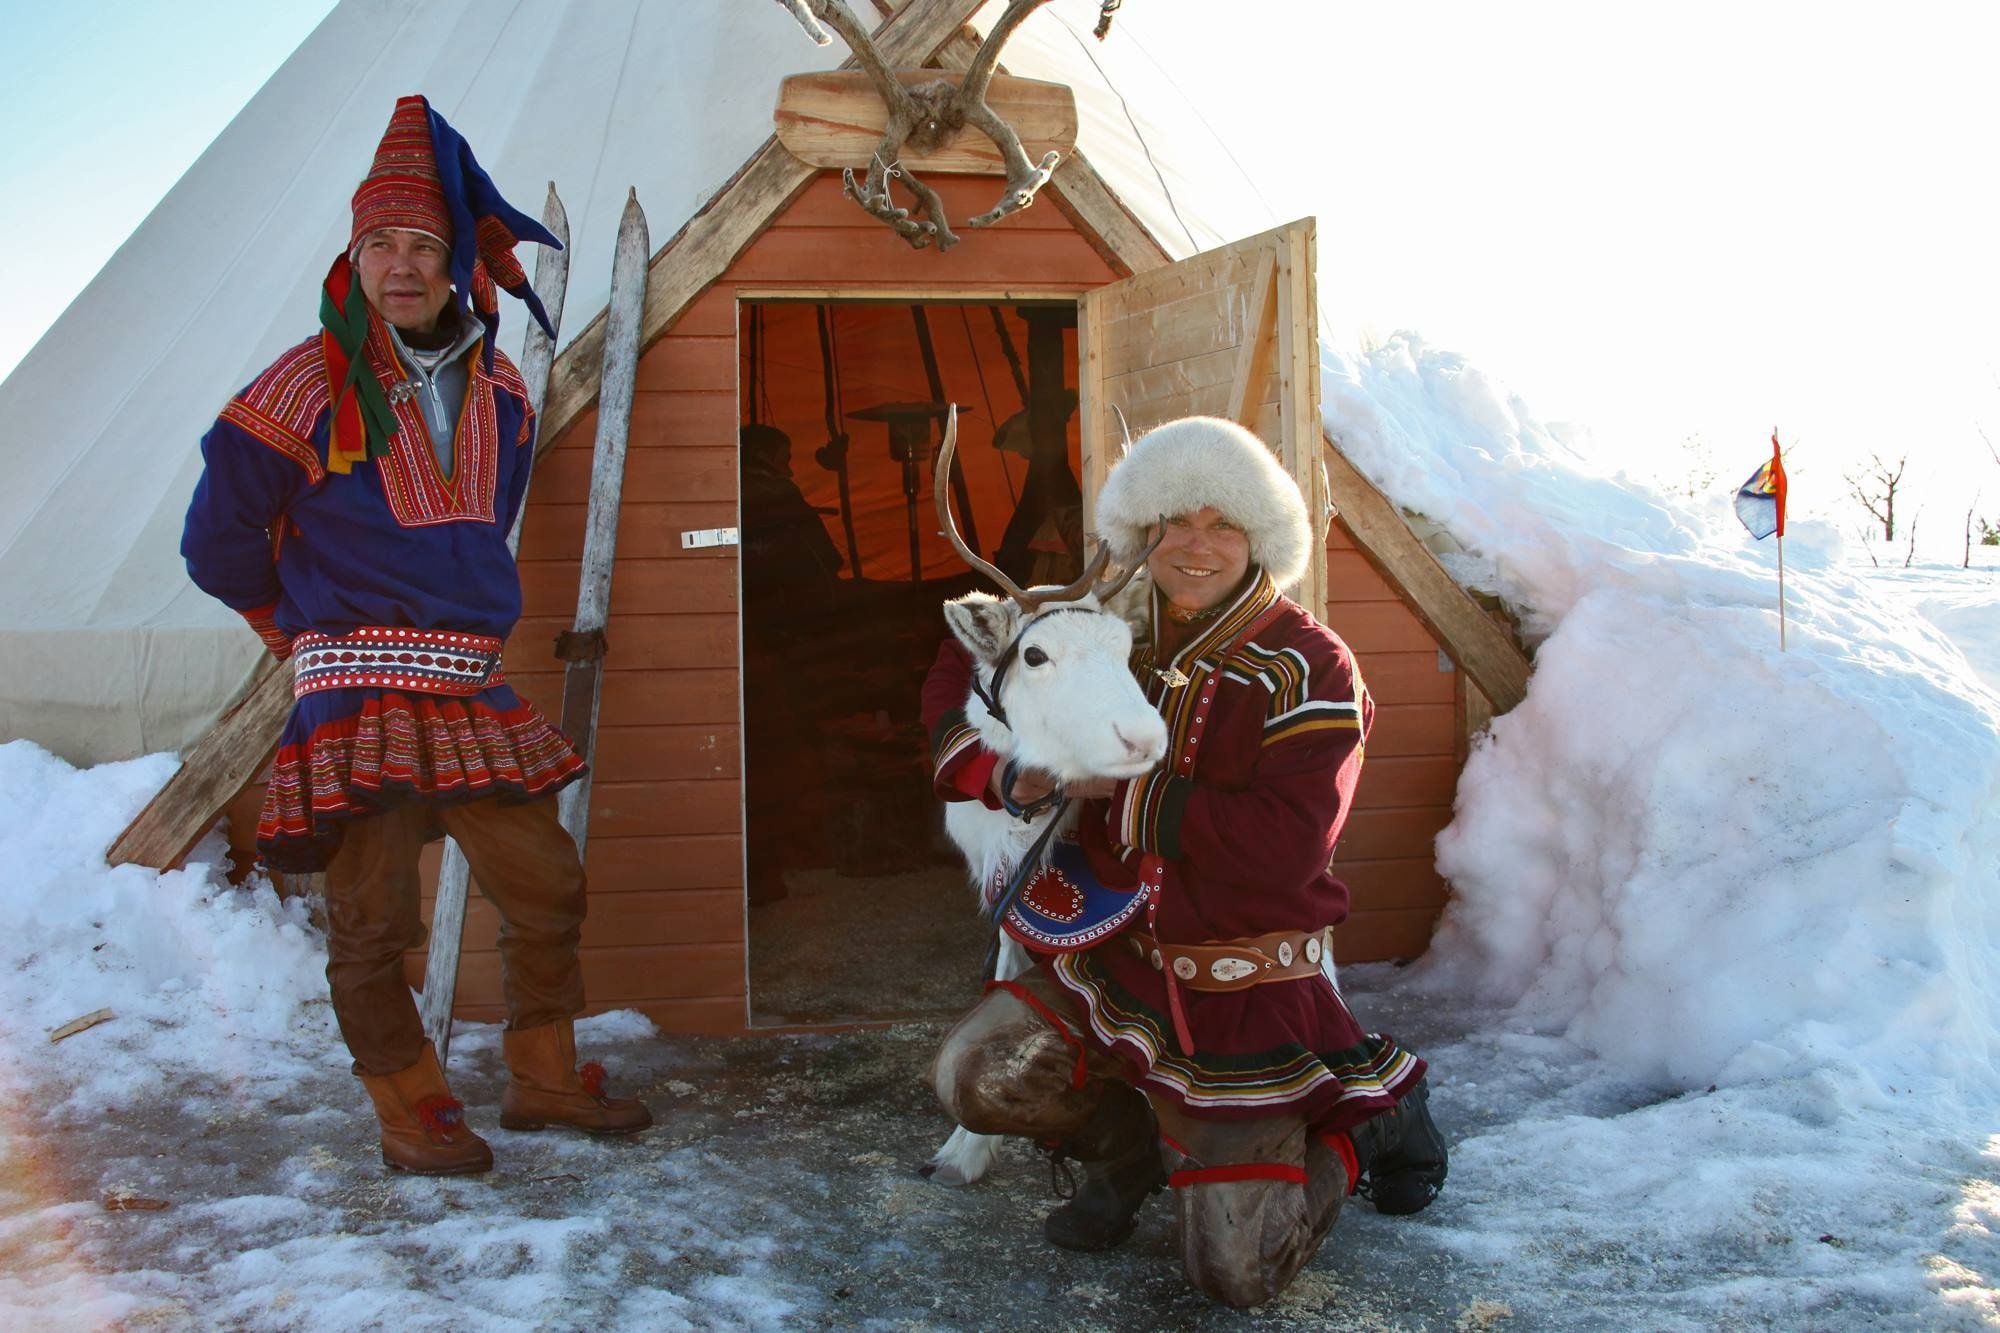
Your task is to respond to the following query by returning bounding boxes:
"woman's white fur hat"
[1094,416,1311,588]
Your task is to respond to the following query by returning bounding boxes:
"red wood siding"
[410,171,1463,1029]
[412,173,1121,1033]
[1324,517,1459,963]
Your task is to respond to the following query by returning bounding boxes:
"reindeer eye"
[1023,646,1049,667]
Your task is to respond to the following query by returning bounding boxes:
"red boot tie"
[413,1095,467,1136]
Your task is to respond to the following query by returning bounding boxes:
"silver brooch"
[1153,667,1190,688]
[387,382,419,406]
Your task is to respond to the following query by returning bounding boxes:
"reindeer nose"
[1114,725,1155,761]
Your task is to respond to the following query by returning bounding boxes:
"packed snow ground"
[3,337,1999,1328]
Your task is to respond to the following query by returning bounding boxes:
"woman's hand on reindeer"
[994,763,1060,806]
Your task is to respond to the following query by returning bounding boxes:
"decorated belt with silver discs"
[291,627,506,699]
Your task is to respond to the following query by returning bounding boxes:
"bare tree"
[1904,507,1921,568]
[1845,452,1908,543]
[1653,431,1718,501]
[1975,425,2000,561]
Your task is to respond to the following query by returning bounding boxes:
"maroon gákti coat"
[924,571,1425,1128]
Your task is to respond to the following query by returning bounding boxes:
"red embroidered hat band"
[318,94,563,476]
[349,95,451,252]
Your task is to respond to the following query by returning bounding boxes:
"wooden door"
[1076,218,1327,610]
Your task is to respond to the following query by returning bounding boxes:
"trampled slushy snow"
[0,334,1996,1327]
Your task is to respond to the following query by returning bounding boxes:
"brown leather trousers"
[324,796,585,1076]
[932,969,1351,1307]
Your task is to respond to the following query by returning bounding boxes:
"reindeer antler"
[935,406,1116,612]
[1095,523,1163,604]
[778,0,1063,250]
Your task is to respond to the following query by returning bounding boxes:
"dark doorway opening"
[739,299,1084,1026]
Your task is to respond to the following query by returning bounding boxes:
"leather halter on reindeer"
[924,405,1166,1183]
[934,405,1164,803]
[776,0,1066,250]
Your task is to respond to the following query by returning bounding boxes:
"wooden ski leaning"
[553,189,650,861]
[107,660,291,870]
[422,184,572,1064]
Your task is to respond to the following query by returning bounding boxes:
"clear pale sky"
[4,0,1996,551]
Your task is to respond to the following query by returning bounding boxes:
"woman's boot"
[1043,1083,1166,1251]
[1348,1075,1448,1214]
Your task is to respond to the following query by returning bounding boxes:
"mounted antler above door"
[773,0,1076,251]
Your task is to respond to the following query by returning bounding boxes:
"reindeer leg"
[925,1124,1007,1185]
[924,929,1032,1185]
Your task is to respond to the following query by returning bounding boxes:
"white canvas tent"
[0,0,1289,764]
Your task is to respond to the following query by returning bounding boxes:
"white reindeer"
[923,408,1167,1186]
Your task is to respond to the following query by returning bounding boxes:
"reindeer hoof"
[924,1160,979,1186]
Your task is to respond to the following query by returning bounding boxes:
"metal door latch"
[680,527,740,550]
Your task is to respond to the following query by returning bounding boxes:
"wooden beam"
[1323,446,1530,712]
[733,285,1088,302]
[1044,148,1172,278]
[1075,276,1108,536]
[1459,671,1494,765]
[1273,221,1328,611]
[1224,251,1277,428]
[775,71,1075,173]
[106,658,288,869]
[536,0,986,458]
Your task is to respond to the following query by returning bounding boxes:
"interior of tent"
[738,299,1084,1026]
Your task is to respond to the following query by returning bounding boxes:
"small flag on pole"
[1734,431,1788,540]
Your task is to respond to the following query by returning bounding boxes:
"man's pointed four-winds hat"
[319,94,563,474]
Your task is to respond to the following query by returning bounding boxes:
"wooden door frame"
[731,287,1090,1030]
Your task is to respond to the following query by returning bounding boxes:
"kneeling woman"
[922,417,1447,1308]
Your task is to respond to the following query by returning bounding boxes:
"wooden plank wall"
[1325,527,1456,963]
[1080,237,1284,504]
[409,173,1120,1034]
[399,171,1455,1023]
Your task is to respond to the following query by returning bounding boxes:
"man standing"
[182,95,649,1175]
[923,417,1447,1306]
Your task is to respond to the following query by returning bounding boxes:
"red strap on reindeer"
[986,978,1089,1090]
[1317,1129,1362,1196]
[1168,1162,1309,1188]
[1166,1131,1356,1192]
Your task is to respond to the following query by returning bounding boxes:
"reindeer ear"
[943,593,1017,664]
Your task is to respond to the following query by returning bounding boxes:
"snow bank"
[0,740,339,1112]
[1325,334,2000,1101]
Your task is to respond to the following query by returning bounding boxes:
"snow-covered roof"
[0,0,1291,763]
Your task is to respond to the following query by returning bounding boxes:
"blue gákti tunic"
[181,308,583,871]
